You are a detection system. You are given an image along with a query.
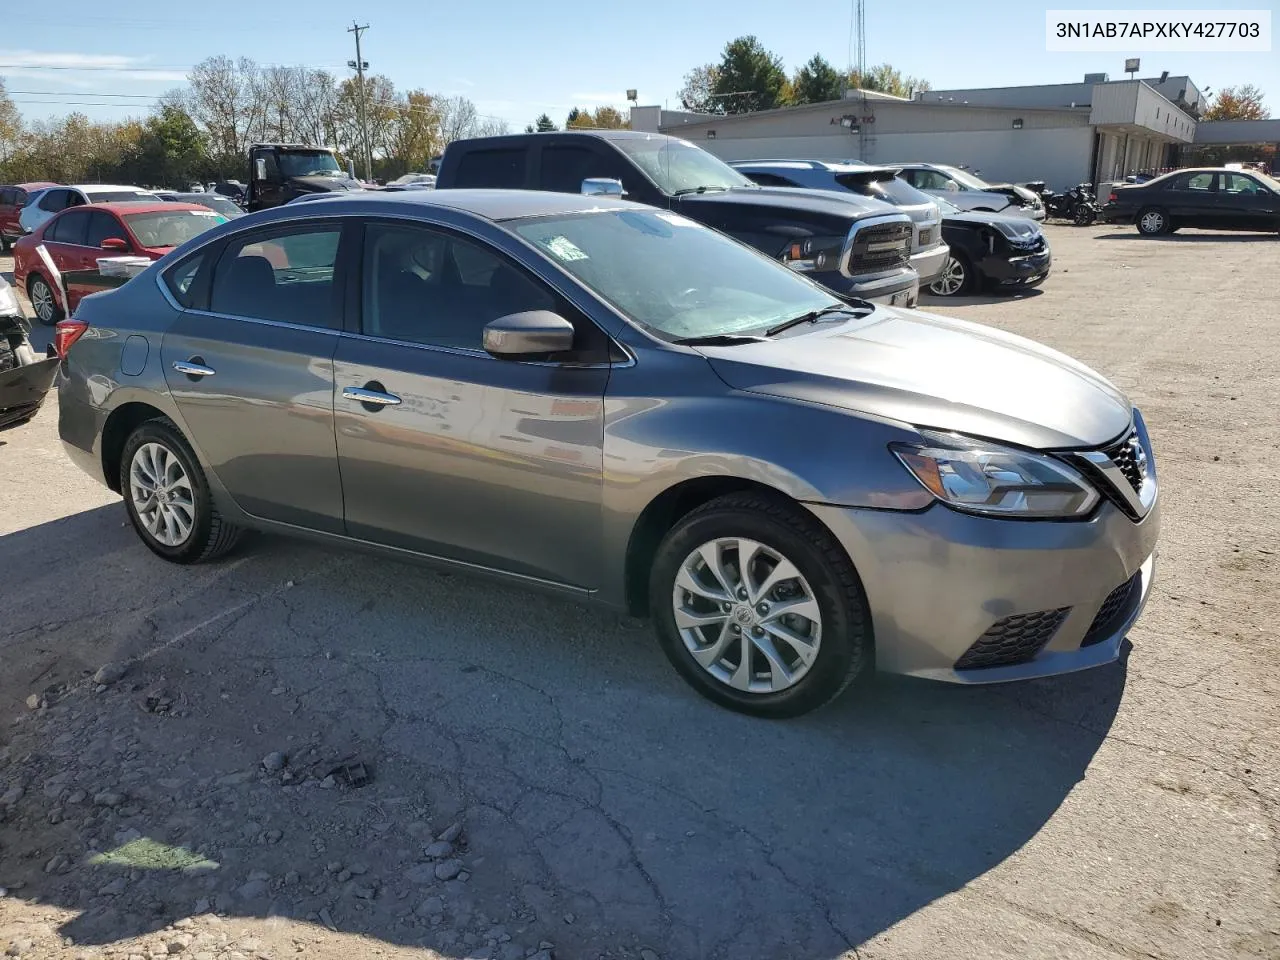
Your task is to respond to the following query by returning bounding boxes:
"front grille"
[1103,429,1144,493]
[846,220,912,276]
[955,607,1070,670]
[1081,573,1141,647]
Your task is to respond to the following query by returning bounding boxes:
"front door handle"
[343,383,402,410]
[173,359,216,378]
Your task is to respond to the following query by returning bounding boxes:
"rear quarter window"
[452,148,527,188]
[162,253,208,309]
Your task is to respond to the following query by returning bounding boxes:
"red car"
[13,201,229,324]
[0,182,58,251]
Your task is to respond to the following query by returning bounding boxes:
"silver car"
[56,191,1158,718]
[731,159,949,285]
[893,163,1046,221]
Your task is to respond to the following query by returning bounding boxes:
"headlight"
[891,431,1099,518]
[0,282,20,317]
[778,235,845,273]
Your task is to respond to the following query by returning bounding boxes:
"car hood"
[679,185,898,221]
[697,307,1131,449]
[290,175,366,193]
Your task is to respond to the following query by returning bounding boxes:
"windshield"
[187,195,242,217]
[834,172,935,207]
[938,166,991,190]
[613,137,753,195]
[124,209,226,248]
[277,151,344,178]
[1254,171,1280,193]
[513,209,839,340]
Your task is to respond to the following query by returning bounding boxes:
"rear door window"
[1169,172,1215,192]
[38,189,71,212]
[452,148,527,188]
[47,210,91,245]
[209,225,343,328]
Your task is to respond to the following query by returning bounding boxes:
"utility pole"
[347,21,373,182]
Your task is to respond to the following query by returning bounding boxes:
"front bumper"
[981,246,1052,285]
[909,242,949,286]
[813,266,919,308]
[807,490,1160,683]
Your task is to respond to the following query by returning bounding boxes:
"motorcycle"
[1039,183,1100,226]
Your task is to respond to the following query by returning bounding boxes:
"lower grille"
[1081,573,1142,647]
[955,607,1070,670]
[847,220,912,276]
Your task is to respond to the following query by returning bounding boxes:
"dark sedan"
[1102,167,1280,235]
[926,196,1051,297]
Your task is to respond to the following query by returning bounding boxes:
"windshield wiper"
[671,333,768,346]
[765,305,855,337]
[672,185,729,196]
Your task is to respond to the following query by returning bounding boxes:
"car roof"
[69,184,154,193]
[733,159,892,173]
[263,188,638,221]
[5,181,58,191]
[87,201,209,215]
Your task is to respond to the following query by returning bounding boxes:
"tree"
[566,107,591,128]
[712,36,789,114]
[848,63,931,99]
[534,113,557,132]
[139,106,207,187]
[792,54,845,105]
[678,64,723,114]
[384,90,440,176]
[1203,84,1269,120]
[590,106,628,129]
[0,78,21,163]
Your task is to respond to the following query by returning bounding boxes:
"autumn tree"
[848,63,931,99]
[1203,84,1269,120]
[712,36,789,113]
[678,64,722,114]
[0,78,20,163]
[792,54,845,105]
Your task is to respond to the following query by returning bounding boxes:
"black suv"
[435,131,918,307]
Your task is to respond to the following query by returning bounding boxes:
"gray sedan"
[55,190,1158,717]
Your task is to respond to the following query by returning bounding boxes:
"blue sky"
[3,0,1277,128]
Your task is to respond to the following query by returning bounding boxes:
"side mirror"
[482,311,575,358]
[581,178,624,199]
[100,237,128,252]
[253,158,268,182]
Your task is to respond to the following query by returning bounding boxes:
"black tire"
[119,417,243,564]
[1136,207,1171,236]
[649,492,872,718]
[927,250,974,297]
[27,275,64,326]
[1073,205,1096,226]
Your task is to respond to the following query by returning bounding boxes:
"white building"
[631,75,1205,190]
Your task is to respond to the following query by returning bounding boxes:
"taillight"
[54,319,89,357]
[1108,192,1118,203]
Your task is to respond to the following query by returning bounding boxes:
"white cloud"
[0,50,188,83]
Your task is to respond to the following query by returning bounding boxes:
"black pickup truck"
[434,131,919,306]
[246,143,367,212]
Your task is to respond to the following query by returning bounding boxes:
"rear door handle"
[343,385,402,408]
[172,360,216,378]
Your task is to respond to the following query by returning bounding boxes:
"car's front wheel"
[28,275,63,326]
[120,418,243,564]
[928,252,973,297]
[650,493,871,718]
[1137,207,1171,236]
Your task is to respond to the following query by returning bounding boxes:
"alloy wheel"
[1139,210,1165,234]
[30,278,55,324]
[671,537,822,694]
[129,442,196,547]
[929,256,967,296]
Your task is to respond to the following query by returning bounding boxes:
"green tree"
[792,54,845,105]
[678,64,723,114]
[138,106,207,187]
[712,36,789,114]
[566,107,591,128]
[848,63,931,99]
[1203,84,1269,120]
[534,113,557,132]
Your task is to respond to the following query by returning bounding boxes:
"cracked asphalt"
[1,225,1278,960]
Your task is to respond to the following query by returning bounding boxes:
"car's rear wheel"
[928,252,973,296]
[649,493,871,718]
[120,418,243,564]
[28,275,63,326]
[1137,207,1171,236]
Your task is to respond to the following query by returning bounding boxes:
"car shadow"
[921,287,1046,307]
[1,505,1128,959]
[1094,231,1278,242]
